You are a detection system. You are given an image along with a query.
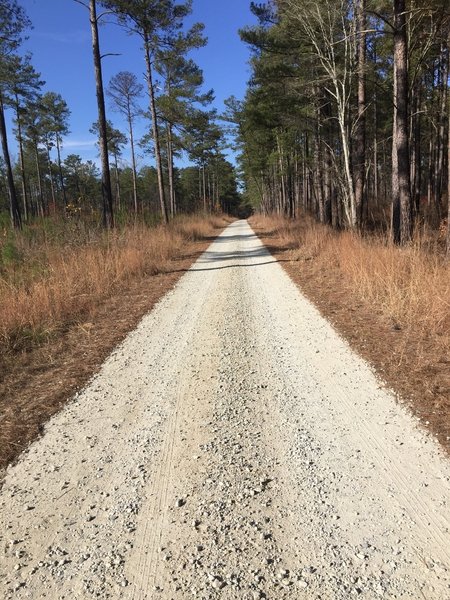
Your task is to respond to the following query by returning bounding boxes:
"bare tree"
[284,0,358,228]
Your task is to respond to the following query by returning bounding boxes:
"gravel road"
[1,220,450,599]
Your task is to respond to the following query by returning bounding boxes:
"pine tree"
[10,55,44,221]
[40,92,71,210]
[103,0,193,224]
[107,71,144,214]
[90,119,127,210]
[0,0,32,228]
[155,22,211,216]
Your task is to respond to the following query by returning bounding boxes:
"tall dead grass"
[0,214,228,352]
[253,214,450,353]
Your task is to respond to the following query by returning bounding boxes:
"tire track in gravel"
[1,220,450,599]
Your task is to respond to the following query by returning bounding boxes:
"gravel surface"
[1,220,450,599]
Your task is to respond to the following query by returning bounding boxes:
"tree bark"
[46,142,56,214]
[113,153,121,211]
[354,0,366,228]
[55,135,68,208]
[15,97,29,222]
[436,42,448,218]
[144,35,168,224]
[34,143,45,218]
[322,95,333,225]
[392,0,413,244]
[202,163,207,212]
[126,105,138,215]
[410,81,421,216]
[447,32,450,257]
[0,91,21,229]
[313,119,324,222]
[167,123,176,217]
[90,0,114,228]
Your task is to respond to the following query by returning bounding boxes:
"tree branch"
[100,52,121,59]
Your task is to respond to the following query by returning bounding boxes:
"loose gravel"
[1,220,450,599]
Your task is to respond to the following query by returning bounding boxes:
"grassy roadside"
[0,215,229,353]
[250,214,450,452]
[0,214,231,474]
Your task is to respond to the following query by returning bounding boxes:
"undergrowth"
[0,214,228,353]
[252,214,450,356]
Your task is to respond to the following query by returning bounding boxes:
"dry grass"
[251,213,450,451]
[0,214,228,354]
[253,214,450,353]
[0,216,228,473]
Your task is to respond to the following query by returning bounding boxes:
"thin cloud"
[63,138,97,149]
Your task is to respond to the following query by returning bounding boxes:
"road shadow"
[166,228,289,274]
[189,260,285,272]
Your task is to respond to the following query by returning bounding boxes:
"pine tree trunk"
[393,0,413,243]
[275,133,286,215]
[373,98,379,208]
[427,133,434,209]
[337,103,357,227]
[198,166,202,210]
[34,143,45,218]
[447,32,450,257]
[56,136,67,209]
[15,97,29,222]
[354,0,366,228]
[436,42,448,219]
[46,142,56,215]
[144,35,168,224]
[313,121,324,222]
[207,170,212,213]
[372,40,379,211]
[202,164,207,212]
[167,124,176,217]
[322,95,333,225]
[392,46,401,242]
[90,0,114,228]
[409,81,421,216]
[127,107,138,215]
[0,92,21,229]
[114,153,121,211]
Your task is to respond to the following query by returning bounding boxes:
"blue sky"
[10,0,257,168]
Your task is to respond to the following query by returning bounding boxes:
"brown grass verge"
[0,215,227,353]
[0,215,230,475]
[250,214,450,452]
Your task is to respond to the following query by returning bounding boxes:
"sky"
[10,0,258,168]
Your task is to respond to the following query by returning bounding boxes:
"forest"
[232,0,450,250]
[0,0,449,363]
[0,0,242,229]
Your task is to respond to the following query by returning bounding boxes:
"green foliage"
[1,239,22,267]
[237,0,450,229]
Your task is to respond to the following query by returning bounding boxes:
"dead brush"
[251,214,450,354]
[173,214,233,241]
[0,214,228,353]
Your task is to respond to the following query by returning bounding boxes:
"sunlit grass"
[0,214,229,352]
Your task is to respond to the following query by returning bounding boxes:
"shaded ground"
[250,217,450,453]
